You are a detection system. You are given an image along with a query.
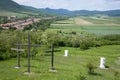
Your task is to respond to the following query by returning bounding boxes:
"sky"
[13,0,120,11]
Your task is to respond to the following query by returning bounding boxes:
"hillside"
[0,0,24,12]
[39,8,120,16]
[0,0,120,16]
[73,10,120,16]
[0,0,43,16]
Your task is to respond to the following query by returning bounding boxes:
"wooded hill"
[0,0,120,16]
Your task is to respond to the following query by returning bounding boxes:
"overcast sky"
[13,0,120,11]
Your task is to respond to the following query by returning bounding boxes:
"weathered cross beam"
[11,40,25,68]
[11,48,25,52]
[16,33,40,73]
[45,44,61,71]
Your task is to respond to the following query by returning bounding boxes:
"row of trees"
[0,30,120,60]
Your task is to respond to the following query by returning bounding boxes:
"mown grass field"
[0,10,39,17]
[49,17,120,35]
[0,10,27,17]
[0,45,120,80]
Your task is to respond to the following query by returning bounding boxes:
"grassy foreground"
[0,45,120,80]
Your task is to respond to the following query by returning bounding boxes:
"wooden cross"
[11,38,25,68]
[45,44,61,71]
[16,33,40,73]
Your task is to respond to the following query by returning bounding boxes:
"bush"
[103,34,120,41]
[86,62,96,74]
[79,39,95,50]
[76,72,87,80]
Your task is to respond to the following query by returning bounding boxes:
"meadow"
[0,10,27,17]
[0,16,120,80]
[0,45,120,80]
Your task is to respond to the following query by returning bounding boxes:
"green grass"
[0,45,120,80]
[0,10,27,17]
[54,19,74,24]
[50,24,84,34]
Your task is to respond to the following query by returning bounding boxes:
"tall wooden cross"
[16,33,40,73]
[45,44,60,71]
[11,40,25,68]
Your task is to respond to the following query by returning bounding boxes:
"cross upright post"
[11,36,25,68]
[16,33,40,73]
[51,44,54,70]
[28,33,31,73]
[45,44,61,71]
[17,40,20,67]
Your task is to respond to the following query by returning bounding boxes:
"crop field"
[79,16,120,24]
[81,26,120,35]
[49,16,120,35]
[0,45,120,80]
[54,18,74,24]
[50,24,84,34]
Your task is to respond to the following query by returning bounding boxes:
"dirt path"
[74,18,94,25]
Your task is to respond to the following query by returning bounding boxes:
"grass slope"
[0,45,120,80]
[0,10,27,16]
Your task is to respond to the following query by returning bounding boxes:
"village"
[0,16,54,30]
[0,16,41,30]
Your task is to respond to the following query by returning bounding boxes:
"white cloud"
[42,0,55,8]
[13,0,29,4]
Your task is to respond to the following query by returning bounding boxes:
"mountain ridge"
[0,0,120,16]
[38,8,120,16]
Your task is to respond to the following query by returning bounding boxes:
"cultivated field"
[50,16,120,35]
[0,45,120,80]
[79,16,120,26]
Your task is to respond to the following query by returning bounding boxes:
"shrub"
[103,34,120,41]
[86,62,96,74]
[76,72,87,80]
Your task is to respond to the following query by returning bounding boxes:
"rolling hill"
[0,0,23,11]
[0,0,43,16]
[0,0,120,16]
[39,8,120,16]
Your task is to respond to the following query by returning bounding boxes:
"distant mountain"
[0,0,120,16]
[39,8,120,16]
[39,8,72,15]
[72,10,120,16]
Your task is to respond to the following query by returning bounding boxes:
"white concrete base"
[49,69,57,72]
[14,66,20,69]
[23,72,33,75]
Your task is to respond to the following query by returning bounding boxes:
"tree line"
[0,29,120,60]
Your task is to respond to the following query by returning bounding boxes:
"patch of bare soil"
[74,18,94,25]
[74,18,120,26]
